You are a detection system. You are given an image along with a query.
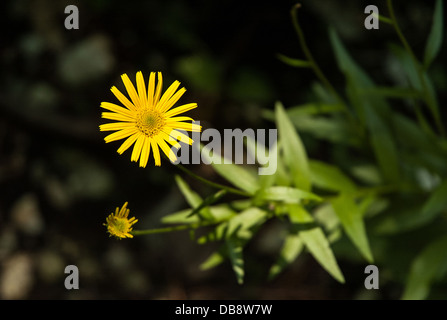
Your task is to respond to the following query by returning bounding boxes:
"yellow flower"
[104,202,138,239]
[100,71,201,167]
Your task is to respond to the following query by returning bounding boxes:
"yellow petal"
[159,87,186,113]
[165,129,193,145]
[139,137,151,168]
[136,71,147,107]
[167,122,201,132]
[159,131,181,149]
[121,73,141,109]
[100,102,135,118]
[117,133,140,154]
[156,80,180,112]
[100,122,136,131]
[165,116,194,123]
[147,72,156,107]
[104,127,138,143]
[111,86,137,112]
[156,136,177,163]
[165,103,197,118]
[151,139,161,166]
[101,112,134,122]
[153,72,163,107]
[131,135,145,162]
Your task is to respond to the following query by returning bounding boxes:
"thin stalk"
[131,220,217,236]
[387,0,445,136]
[291,4,345,107]
[175,163,252,197]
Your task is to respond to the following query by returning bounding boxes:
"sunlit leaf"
[162,204,235,224]
[288,204,345,283]
[256,186,322,204]
[175,175,214,221]
[275,102,311,191]
[331,194,374,263]
[309,160,356,193]
[199,143,260,195]
[226,238,245,284]
[268,233,304,280]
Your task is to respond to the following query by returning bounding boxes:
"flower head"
[100,71,201,167]
[104,202,138,239]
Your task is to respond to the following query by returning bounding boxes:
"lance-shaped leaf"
[197,207,268,243]
[227,238,245,285]
[331,194,373,263]
[198,143,260,195]
[288,204,345,283]
[275,102,311,191]
[175,175,214,221]
[423,0,443,69]
[268,233,304,280]
[309,160,356,194]
[256,186,322,204]
[330,28,400,183]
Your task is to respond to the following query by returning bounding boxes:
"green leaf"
[288,113,362,147]
[422,179,447,217]
[389,44,421,89]
[199,143,260,195]
[225,207,267,240]
[309,160,356,193]
[277,53,311,68]
[197,207,267,243]
[268,233,304,280]
[423,0,443,69]
[175,175,215,221]
[200,247,226,270]
[186,189,227,218]
[256,186,322,204]
[244,135,278,189]
[275,102,311,191]
[373,180,447,234]
[162,204,235,225]
[331,194,374,263]
[367,112,400,183]
[226,238,245,284]
[330,28,400,182]
[288,204,345,283]
[402,234,447,300]
[390,44,442,135]
[314,203,340,232]
[350,164,382,185]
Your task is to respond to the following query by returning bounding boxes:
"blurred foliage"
[0,0,446,300]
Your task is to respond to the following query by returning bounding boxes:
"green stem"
[387,0,445,136]
[131,221,217,236]
[291,4,345,107]
[175,163,251,197]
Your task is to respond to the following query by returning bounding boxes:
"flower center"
[110,217,129,234]
[136,109,165,137]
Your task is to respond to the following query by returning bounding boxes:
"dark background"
[0,0,443,299]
